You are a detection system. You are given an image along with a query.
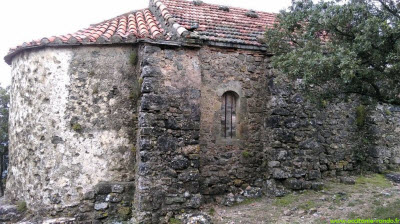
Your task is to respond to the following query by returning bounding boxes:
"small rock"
[186,194,202,209]
[339,177,355,185]
[184,191,191,198]
[283,210,293,216]
[222,193,235,207]
[111,184,124,193]
[83,191,95,200]
[182,213,211,224]
[386,173,400,183]
[105,193,122,203]
[272,168,290,179]
[311,182,324,191]
[94,202,108,211]
[268,161,280,168]
[243,187,262,198]
[297,210,307,215]
[309,208,318,215]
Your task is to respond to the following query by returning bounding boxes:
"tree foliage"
[0,86,9,196]
[0,86,9,154]
[265,0,400,104]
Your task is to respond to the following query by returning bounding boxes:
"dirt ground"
[203,174,400,224]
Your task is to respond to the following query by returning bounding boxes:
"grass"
[299,200,316,210]
[207,174,399,224]
[273,193,297,207]
[235,197,262,206]
[16,201,27,213]
[169,218,181,224]
[208,207,215,216]
[347,211,362,219]
[371,198,382,206]
[347,201,356,207]
[355,174,392,188]
[332,193,348,205]
[373,199,400,219]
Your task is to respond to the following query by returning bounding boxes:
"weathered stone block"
[94,202,109,211]
[272,168,290,179]
[243,187,262,198]
[171,155,189,170]
[268,161,280,168]
[339,177,355,185]
[284,178,304,190]
[112,184,124,193]
[311,182,324,191]
[165,196,186,205]
[186,194,202,208]
[105,193,123,203]
[178,170,200,182]
[308,170,321,180]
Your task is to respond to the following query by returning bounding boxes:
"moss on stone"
[72,123,82,132]
[131,146,136,154]
[117,206,131,217]
[129,77,143,103]
[356,105,366,127]
[129,90,139,102]
[92,86,99,95]
[233,179,243,187]
[130,52,138,66]
[16,201,27,213]
[320,99,328,108]
[138,77,143,88]
[242,150,252,158]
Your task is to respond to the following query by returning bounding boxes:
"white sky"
[0,0,292,87]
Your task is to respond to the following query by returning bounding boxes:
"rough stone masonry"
[3,0,400,223]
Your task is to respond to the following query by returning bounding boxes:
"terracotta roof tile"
[155,0,276,45]
[5,0,276,64]
[5,9,167,64]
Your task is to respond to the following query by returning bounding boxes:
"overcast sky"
[0,0,292,87]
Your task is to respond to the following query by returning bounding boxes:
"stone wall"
[134,44,203,223]
[133,44,400,223]
[6,42,400,223]
[198,47,269,204]
[262,73,400,195]
[7,46,138,222]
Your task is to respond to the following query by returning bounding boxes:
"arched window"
[221,91,238,138]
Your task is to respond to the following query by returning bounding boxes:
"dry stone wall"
[263,73,400,195]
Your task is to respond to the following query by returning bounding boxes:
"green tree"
[0,86,9,196]
[265,0,400,104]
